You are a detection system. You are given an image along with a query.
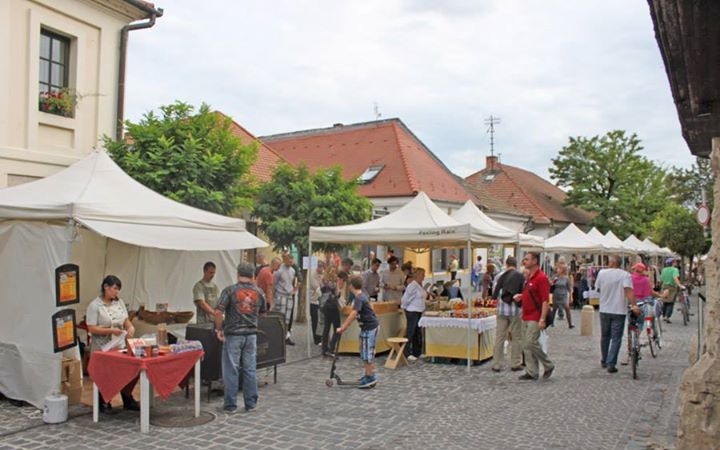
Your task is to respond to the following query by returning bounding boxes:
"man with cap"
[214,261,267,413]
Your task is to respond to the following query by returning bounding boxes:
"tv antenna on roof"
[374,102,382,120]
[484,115,501,156]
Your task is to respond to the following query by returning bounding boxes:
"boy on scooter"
[338,275,379,388]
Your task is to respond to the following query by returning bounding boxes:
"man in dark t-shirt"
[338,276,379,389]
[215,262,267,413]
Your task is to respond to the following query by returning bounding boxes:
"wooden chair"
[385,337,409,369]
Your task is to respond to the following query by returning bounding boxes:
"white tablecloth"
[418,315,497,333]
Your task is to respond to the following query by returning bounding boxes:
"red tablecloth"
[88,350,203,401]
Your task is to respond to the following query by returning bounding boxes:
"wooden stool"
[385,337,409,369]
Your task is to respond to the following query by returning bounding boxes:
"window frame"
[38,28,73,118]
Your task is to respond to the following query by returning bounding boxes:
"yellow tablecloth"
[338,302,402,354]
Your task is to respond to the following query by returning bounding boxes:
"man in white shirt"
[380,256,404,302]
[273,253,297,345]
[595,255,640,373]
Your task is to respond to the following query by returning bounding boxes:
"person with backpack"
[490,256,525,372]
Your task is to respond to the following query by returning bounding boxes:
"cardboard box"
[61,358,82,388]
[61,381,82,405]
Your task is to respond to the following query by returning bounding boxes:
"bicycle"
[626,306,643,379]
[641,299,662,358]
[677,286,690,326]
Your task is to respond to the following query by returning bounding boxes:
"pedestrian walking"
[516,252,555,381]
[595,255,640,373]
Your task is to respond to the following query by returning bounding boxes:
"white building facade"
[0,0,161,187]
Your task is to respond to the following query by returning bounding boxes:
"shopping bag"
[539,330,549,354]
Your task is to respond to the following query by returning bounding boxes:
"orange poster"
[55,264,79,306]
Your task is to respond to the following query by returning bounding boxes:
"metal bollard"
[580,305,594,336]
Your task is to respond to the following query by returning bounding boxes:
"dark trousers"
[321,307,341,353]
[450,271,457,281]
[600,313,626,368]
[310,303,320,344]
[662,302,675,319]
[404,310,423,358]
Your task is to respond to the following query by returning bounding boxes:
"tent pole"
[65,218,75,263]
[466,239,472,373]
[307,239,313,359]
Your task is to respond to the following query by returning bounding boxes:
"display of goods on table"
[472,298,498,308]
[133,305,194,325]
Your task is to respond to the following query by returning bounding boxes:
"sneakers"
[510,366,524,372]
[218,405,238,414]
[285,337,295,346]
[518,373,538,381]
[407,355,418,362]
[359,374,377,389]
[607,366,618,373]
[244,405,256,413]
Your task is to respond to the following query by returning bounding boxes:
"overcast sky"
[124,0,696,181]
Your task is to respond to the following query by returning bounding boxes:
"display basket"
[136,305,194,325]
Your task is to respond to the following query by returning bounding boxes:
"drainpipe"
[116,5,163,141]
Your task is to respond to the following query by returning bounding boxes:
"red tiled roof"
[464,157,594,226]
[217,112,286,183]
[260,119,472,204]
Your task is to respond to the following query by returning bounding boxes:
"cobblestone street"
[0,297,698,450]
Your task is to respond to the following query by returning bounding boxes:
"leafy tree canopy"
[666,156,714,212]
[549,130,668,237]
[253,163,373,256]
[650,203,708,259]
[104,101,258,215]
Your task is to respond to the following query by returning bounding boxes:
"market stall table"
[88,349,203,433]
[338,301,402,353]
[418,315,497,361]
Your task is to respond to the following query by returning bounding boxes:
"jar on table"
[156,323,168,346]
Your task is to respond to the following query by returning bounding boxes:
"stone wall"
[677,139,720,449]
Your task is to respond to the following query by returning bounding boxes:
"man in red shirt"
[257,257,280,310]
[513,252,555,380]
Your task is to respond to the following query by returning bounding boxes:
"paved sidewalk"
[0,299,698,450]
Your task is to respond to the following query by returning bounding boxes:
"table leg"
[194,360,200,418]
[92,383,99,423]
[140,369,149,433]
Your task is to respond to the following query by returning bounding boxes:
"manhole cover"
[150,410,215,428]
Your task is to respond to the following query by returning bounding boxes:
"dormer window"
[483,173,496,182]
[358,165,384,184]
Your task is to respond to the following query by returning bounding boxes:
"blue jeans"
[599,313,626,368]
[222,334,258,410]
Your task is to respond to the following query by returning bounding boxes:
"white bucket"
[43,393,68,424]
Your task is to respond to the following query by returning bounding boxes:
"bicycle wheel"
[682,302,688,326]
[654,319,663,350]
[646,324,656,358]
[630,330,639,379]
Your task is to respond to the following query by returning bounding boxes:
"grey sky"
[124,0,695,181]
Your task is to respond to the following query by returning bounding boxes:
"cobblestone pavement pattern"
[0,296,698,450]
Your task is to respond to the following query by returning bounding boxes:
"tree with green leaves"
[253,163,372,321]
[104,101,258,215]
[667,156,714,212]
[549,130,668,237]
[650,203,709,276]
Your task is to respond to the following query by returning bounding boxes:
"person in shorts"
[338,275,379,389]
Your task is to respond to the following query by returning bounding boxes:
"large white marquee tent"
[0,151,267,408]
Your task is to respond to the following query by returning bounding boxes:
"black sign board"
[52,308,77,353]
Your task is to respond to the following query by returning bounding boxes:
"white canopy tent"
[544,223,607,253]
[623,234,647,253]
[642,238,665,257]
[587,227,626,252]
[0,151,267,408]
[450,200,544,248]
[604,231,628,252]
[309,192,487,371]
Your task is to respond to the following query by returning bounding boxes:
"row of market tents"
[0,151,672,407]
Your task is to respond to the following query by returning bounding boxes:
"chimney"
[486,155,498,170]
